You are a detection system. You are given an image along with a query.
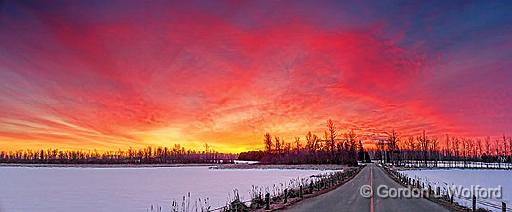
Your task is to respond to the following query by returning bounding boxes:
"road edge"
[267,165,365,211]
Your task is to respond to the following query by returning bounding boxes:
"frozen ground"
[0,166,331,212]
[400,169,512,211]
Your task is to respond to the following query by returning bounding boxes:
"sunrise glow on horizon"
[1,1,511,153]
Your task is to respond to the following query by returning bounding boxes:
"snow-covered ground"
[400,169,512,211]
[0,166,330,212]
[233,160,259,164]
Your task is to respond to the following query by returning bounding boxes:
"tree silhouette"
[264,133,273,154]
[326,119,337,160]
[274,136,281,154]
[0,144,235,164]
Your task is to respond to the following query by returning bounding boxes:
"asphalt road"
[286,163,449,212]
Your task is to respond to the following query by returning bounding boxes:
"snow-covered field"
[0,166,330,212]
[400,169,512,211]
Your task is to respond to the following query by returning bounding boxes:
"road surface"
[286,163,449,212]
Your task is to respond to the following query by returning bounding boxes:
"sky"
[0,0,511,152]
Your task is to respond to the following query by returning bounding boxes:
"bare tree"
[312,134,320,152]
[453,137,460,159]
[503,135,508,156]
[275,136,282,154]
[495,138,500,157]
[476,138,482,159]
[431,137,439,166]
[444,134,451,159]
[406,136,416,160]
[386,129,399,165]
[294,137,302,153]
[283,140,291,154]
[417,130,429,166]
[485,136,491,155]
[327,119,337,158]
[305,131,314,153]
[344,130,357,163]
[264,133,273,154]
[377,140,385,162]
[509,137,512,158]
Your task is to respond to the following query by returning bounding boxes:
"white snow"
[0,166,330,212]
[400,169,512,211]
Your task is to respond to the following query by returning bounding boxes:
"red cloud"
[1,1,510,152]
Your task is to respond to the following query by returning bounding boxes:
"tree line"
[0,144,236,164]
[376,130,512,165]
[239,120,369,166]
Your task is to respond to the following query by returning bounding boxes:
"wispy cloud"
[0,0,511,152]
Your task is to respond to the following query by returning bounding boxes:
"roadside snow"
[400,169,512,211]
